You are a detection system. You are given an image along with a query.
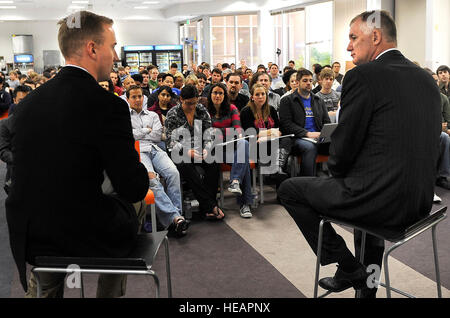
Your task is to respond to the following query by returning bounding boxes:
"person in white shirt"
[128,85,189,237]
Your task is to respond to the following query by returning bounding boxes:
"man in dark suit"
[6,11,149,298]
[278,10,441,297]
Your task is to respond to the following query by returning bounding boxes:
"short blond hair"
[57,11,113,59]
[319,68,335,80]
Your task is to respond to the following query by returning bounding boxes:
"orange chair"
[290,154,330,177]
[135,140,157,233]
[218,160,262,208]
[0,111,8,120]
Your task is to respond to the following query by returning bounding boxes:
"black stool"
[31,231,172,298]
[314,206,447,298]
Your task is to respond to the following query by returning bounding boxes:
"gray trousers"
[25,200,147,298]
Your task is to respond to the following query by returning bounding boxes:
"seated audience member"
[269,64,284,90]
[120,76,148,108]
[202,68,223,97]
[185,74,208,107]
[169,63,183,78]
[19,74,27,85]
[0,77,12,115]
[288,60,296,70]
[280,69,299,100]
[225,73,250,112]
[8,85,32,116]
[128,85,189,237]
[7,71,20,90]
[117,66,127,82]
[315,68,341,112]
[147,74,181,108]
[23,79,36,91]
[165,85,224,220]
[230,63,236,72]
[174,75,184,90]
[182,64,190,78]
[222,63,230,72]
[273,69,296,98]
[148,65,159,90]
[148,85,177,150]
[0,85,32,193]
[131,74,149,98]
[312,64,322,87]
[279,68,331,176]
[195,73,208,98]
[332,62,344,84]
[207,83,253,218]
[244,68,253,86]
[110,71,123,96]
[249,72,281,111]
[437,65,450,99]
[257,64,267,73]
[140,70,151,96]
[98,80,115,94]
[240,83,292,175]
[234,69,250,96]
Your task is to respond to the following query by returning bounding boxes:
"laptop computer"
[302,123,337,144]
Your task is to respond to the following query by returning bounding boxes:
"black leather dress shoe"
[318,264,369,293]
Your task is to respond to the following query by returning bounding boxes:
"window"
[180,20,204,67]
[272,1,332,70]
[210,14,259,69]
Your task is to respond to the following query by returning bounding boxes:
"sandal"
[205,206,225,221]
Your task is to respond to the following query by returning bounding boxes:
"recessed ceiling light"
[0,5,15,8]
[134,6,149,9]
[0,1,14,4]
[143,1,160,4]
[72,1,88,3]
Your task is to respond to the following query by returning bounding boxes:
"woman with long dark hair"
[206,83,254,218]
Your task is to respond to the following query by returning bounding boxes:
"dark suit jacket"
[279,90,331,138]
[6,66,149,291]
[296,50,441,229]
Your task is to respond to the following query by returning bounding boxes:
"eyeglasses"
[212,91,224,96]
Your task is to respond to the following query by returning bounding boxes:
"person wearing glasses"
[165,85,224,221]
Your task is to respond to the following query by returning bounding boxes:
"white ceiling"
[0,0,217,21]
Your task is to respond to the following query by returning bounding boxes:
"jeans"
[225,139,253,206]
[293,138,318,176]
[140,146,182,228]
[438,132,450,178]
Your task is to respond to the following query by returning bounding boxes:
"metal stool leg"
[164,236,172,298]
[80,273,85,298]
[34,271,43,298]
[151,204,157,234]
[356,231,366,298]
[314,220,325,298]
[148,272,160,298]
[259,167,264,204]
[432,225,442,298]
[383,249,392,298]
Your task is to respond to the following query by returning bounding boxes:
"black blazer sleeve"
[0,117,13,164]
[99,97,149,203]
[270,106,280,128]
[240,106,255,131]
[328,68,373,178]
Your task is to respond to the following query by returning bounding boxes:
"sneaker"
[434,193,442,203]
[239,205,252,218]
[228,180,242,195]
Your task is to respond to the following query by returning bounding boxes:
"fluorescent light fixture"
[68,5,85,9]
[72,0,88,3]
[0,5,15,8]
[0,1,14,3]
[143,1,160,4]
[134,6,149,9]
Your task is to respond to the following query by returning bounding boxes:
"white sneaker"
[239,205,252,218]
[434,193,442,203]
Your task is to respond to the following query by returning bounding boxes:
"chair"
[30,141,172,298]
[313,206,447,298]
[218,161,263,207]
[0,111,8,120]
[289,155,329,177]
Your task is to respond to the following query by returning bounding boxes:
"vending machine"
[14,54,34,73]
[153,45,183,73]
[121,45,154,74]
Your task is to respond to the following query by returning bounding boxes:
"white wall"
[333,0,367,71]
[0,19,179,72]
[396,0,427,66]
[430,0,450,71]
